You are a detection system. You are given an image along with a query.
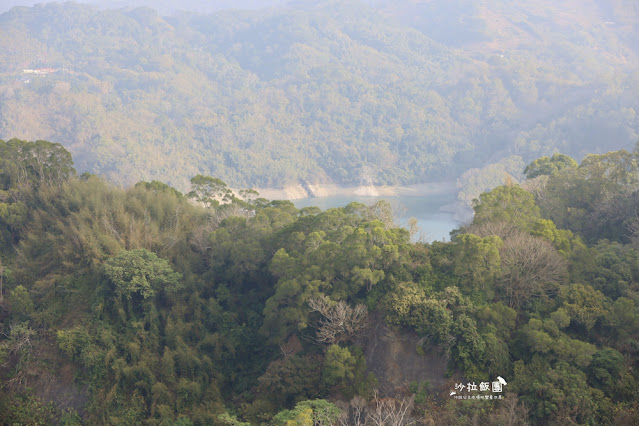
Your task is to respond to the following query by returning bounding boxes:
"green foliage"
[588,347,625,396]
[272,399,341,426]
[59,409,82,426]
[513,357,614,424]
[247,355,323,421]
[558,283,608,330]
[0,393,57,425]
[104,248,183,299]
[409,380,430,405]
[524,153,578,179]
[453,233,502,295]
[0,138,76,190]
[187,175,232,208]
[7,285,34,318]
[1,143,639,425]
[0,322,36,372]
[3,1,639,190]
[0,138,76,248]
[135,180,183,198]
[472,185,540,230]
[323,345,356,387]
[384,281,453,343]
[260,208,408,343]
[539,148,639,242]
[476,302,517,337]
[450,314,486,378]
[529,218,575,253]
[57,326,91,360]
[575,240,639,299]
[521,318,598,367]
[320,344,375,399]
[217,412,251,426]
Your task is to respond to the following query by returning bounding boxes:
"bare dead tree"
[189,217,217,254]
[466,220,517,240]
[351,396,367,426]
[520,175,549,202]
[584,191,636,240]
[307,296,368,344]
[101,214,121,241]
[589,193,629,224]
[338,396,367,426]
[162,233,181,251]
[366,391,416,426]
[337,405,350,426]
[498,231,568,308]
[492,393,530,426]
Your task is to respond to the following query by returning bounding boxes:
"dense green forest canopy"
[0,0,638,190]
[0,138,638,424]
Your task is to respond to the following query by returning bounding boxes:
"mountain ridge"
[0,1,637,191]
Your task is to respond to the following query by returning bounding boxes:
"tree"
[7,285,34,319]
[0,322,36,368]
[307,296,368,344]
[217,412,251,426]
[453,233,502,294]
[466,220,517,240]
[104,249,183,300]
[538,148,639,242]
[491,392,529,426]
[588,347,625,395]
[272,399,342,426]
[450,314,486,376]
[0,139,76,245]
[472,185,540,230]
[0,139,75,189]
[250,355,323,418]
[135,180,183,198]
[513,358,613,424]
[383,281,453,345]
[520,174,550,202]
[29,140,76,187]
[366,391,416,426]
[364,201,395,228]
[578,149,639,188]
[187,175,232,209]
[238,188,261,206]
[558,284,608,330]
[322,345,356,388]
[524,153,578,179]
[497,230,567,309]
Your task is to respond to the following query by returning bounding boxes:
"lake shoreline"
[255,181,458,201]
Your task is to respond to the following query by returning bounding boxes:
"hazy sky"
[0,0,289,14]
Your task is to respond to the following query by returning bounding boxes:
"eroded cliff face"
[357,312,449,397]
[0,334,89,418]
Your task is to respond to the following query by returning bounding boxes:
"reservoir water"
[292,193,465,242]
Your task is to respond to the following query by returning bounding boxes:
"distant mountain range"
[0,0,638,190]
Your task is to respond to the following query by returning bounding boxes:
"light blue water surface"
[292,193,463,242]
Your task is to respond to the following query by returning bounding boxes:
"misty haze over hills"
[2,0,288,14]
[0,0,638,194]
[3,2,639,425]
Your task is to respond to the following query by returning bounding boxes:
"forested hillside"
[1,1,638,190]
[0,138,638,424]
